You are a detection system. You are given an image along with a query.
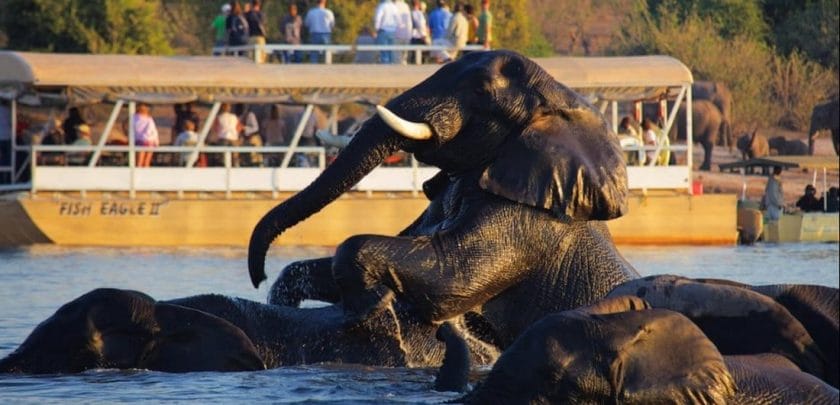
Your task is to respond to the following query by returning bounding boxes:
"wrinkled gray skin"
[441,288,838,404]
[0,288,500,374]
[609,275,839,388]
[675,99,724,171]
[251,50,637,347]
[736,131,770,160]
[694,81,734,150]
[808,97,840,155]
[768,135,810,156]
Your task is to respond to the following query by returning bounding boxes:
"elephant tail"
[434,322,471,393]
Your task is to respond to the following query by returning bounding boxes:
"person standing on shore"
[280,3,303,63]
[212,4,231,55]
[304,0,335,63]
[761,166,785,221]
[245,0,267,63]
[476,0,492,49]
[374,0,399,64]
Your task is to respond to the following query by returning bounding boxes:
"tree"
[2,0,171,54]
[773,0,839,69]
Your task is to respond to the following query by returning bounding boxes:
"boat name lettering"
[58,202,92,216]
[57,201,164,217]
[99,201,163,216]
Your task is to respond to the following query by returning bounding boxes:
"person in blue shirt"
[427,0,452,62]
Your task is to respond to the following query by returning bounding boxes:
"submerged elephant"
[440,284,839,404]
[0,288,500,374]
[808,97,839,155]
[249,50,637,348]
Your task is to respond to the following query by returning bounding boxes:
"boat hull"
[763,212,840,243]
[1,192,738,247]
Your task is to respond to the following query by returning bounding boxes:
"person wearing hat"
[67,123,92,166]
[796,184,824,212]
[212,3,232,55]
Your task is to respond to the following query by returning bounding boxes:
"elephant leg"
[268,257,340,306]
[333,224,528,324]
[700,140,713,171]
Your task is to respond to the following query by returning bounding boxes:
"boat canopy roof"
[0,51,693,105]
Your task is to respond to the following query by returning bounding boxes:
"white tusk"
[376,105,433,141]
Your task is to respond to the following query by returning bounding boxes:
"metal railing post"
[128,101,136,199]
[280,104,314,169]
[88,100,124,167]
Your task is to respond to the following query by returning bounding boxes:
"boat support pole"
[280,104,314,170]
[648,86,686,167]
[88,100,124,167]
[128,101,136,199]
[189,101,221,168]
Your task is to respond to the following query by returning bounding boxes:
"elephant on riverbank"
[809,97,839,155]
[674,99,724,171]
[250,50,637,348]
[694,81,734,150]
[438,281,839,404]
[768,135,809,156]
[0,288,500,374]
[736,130,770,160]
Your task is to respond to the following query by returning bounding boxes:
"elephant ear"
[480,108,628,220]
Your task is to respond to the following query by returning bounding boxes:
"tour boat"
[0,51,737,247]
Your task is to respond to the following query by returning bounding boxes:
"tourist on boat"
[795,184,824,212]
[353,27,378,63]
[410,0,429,63]
[172,103,200,140]
[39,118,66,166]
[826,187,839,213]
[261,104,287,166]
[62,106,87,145]
[0,101,11,172]
[761,166,784,221]
[374,0,399,64]
[174,119,199,167]
[236,104,262,166]
[133,103,159,168]
[641,118,659,164]
[67,123,92,166]
[245,0,267,63]
[212,103,242,166]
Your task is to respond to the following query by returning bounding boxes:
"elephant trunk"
[248,117,404,287]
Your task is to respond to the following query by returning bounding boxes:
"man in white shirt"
[374,0,399,64]
[304,0,335,63]
[393,0,413,64]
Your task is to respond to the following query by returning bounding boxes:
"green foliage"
[2,0,171,54]
[773,0,839,69]
[610,1,839,131]
[645,0,768,42]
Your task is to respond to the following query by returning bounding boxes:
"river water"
[1,243,837,404]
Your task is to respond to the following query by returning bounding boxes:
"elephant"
[736,130,770,160]
[438,291,839,404]
[249,50,638,349]
[0,287,501,374]
[673,99,724,171]
[769,135,810,156]
[693,81,734,150]
[808,97,839,155]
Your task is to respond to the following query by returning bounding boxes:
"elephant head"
[808,97,839,155]
[249,50,628,287]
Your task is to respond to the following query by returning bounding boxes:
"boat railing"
[213,43,488,64]
[26,144,438,199]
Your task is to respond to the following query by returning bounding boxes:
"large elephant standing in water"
[250,50,637,347]
[2,50,636,373]
[808,97,839,155]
